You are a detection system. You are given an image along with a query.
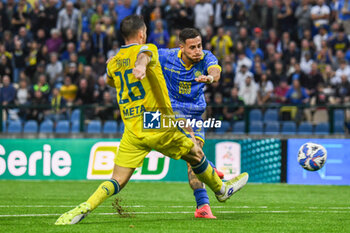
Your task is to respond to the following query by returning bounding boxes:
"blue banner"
[287,139,350,185]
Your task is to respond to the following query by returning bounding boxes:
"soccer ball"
[297,142,327,171]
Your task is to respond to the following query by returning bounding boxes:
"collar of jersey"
[121,43,138,48]
[177,50,204,70]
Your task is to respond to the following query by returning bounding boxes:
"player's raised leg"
[55,165,134,225]
[182,143,249,202]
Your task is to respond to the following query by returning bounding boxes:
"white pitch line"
[1,210,350,218]
[0,205,269,209]
[0,205,78,208]
[1,205,349,210]
[0,205,145,208]
[309,207,350,210]
[0,213,60,217]
[219,210,350,214]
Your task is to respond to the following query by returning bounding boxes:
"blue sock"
[193,188,210,208]
[208,160,216,169]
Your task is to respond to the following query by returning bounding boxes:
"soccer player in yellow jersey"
[55,15,248,225]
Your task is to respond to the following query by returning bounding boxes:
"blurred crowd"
[0,0,349,125]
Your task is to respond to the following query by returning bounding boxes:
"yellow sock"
[87,179,120,210]
[191,157,223,193]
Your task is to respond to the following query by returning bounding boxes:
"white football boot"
[216,172,249,202]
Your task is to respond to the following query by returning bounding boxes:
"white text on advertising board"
[0,144,71,177]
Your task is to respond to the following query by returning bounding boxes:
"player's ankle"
[215,184,225,196]
[197,204,209,209]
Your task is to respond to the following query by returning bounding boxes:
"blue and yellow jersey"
[106,43,173,138]
[158,48,221,116]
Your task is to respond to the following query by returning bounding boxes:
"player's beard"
[183,51,201,64]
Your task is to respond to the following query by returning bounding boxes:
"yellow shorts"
[114,128,194,168]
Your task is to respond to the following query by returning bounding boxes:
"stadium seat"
[23,120,38,133]
[103,121,117,134]
[215,121,230,134]
[71,121,80,133]
[7,121,22,133]
[55,120,70,134]
[119,121,125,133]
[298,122,313,135]
[264,121,280,135]
[263,109,279,123]
[249,121,263,135]
[314,122,329,135]
[312,109,328,125]
[233,121,245,134]
[281,121,297,135]
[249,109,262,122]
[334,122,345,133]
[87,120,102,134]
[334,109,345,124]
[39,120,54,133]
[70,109,81,122]
[2,121,6,132]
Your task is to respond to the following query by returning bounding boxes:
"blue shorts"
[173,110,205,144]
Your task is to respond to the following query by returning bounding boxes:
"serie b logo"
[87,142,170,180]
[87,142,119,179]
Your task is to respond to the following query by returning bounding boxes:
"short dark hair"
[120,15,145,40]
[179,28,201,44]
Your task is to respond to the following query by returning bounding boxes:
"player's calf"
[182,144,222,192]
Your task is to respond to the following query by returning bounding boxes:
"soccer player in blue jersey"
[55,16,248,225]
[158,28,223,219]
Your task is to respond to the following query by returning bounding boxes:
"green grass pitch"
[0,181,349,233]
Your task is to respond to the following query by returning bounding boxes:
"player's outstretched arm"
[208,66,221,82]
[133,52,151,80]
[195,67,221,84]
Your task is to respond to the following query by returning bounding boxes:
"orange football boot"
[194,205,216,219]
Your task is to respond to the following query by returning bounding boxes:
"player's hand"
[195,75,213,84]
[133,65,147,80]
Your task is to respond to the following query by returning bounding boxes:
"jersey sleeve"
[105,61,116,87]
[203,50,221,72]
[138,43,159,65]
[106,62,114,81]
